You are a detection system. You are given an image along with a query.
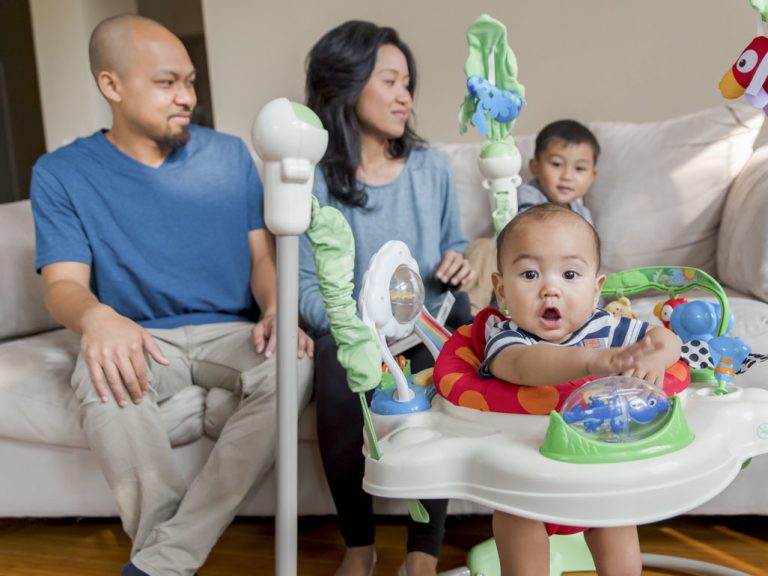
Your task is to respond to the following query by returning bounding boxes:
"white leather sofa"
[2,104,768,519]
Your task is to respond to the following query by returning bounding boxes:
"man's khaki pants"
[71,322,313,576]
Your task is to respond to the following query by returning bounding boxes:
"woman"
[299,20,474,576]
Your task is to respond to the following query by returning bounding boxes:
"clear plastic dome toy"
[389,264,424,324]
[560,376,672,443]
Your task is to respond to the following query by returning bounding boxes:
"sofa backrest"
[438,104,764,276]
[0,200,59,341]
[4,105,762,342]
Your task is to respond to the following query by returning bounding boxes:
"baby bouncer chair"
[357,255,767,576]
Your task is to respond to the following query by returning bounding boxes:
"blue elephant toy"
[669,301,734,343]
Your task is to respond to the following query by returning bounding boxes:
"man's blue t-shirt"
[31,126,265,328]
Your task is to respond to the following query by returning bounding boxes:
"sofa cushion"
[0,329,206,448]
[717,144,768,300]
[0,330,82,446]
[0,200,60,341]
[587,104,763,275]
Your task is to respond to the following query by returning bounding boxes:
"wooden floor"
[0,514,766,575]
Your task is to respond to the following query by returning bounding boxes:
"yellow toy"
[604,296,638,319]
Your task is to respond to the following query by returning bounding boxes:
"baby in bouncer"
[482,203,681,575]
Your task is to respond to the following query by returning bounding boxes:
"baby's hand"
[588,338,668,386]
[617,337,669,386]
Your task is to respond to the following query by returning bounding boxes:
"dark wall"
[0,0,46,203]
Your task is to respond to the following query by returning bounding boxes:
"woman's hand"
[433,250,475,287]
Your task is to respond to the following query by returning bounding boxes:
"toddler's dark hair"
[534,120,600,164]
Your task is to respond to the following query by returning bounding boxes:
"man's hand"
[433,250,475,287]
[40,263,169,408]
[80,306,169,406]
[251,313,314,359]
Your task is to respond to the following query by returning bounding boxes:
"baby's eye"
[522,270,539,280]
[563,270,579,280]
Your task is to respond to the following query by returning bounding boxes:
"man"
[31,14,313,576]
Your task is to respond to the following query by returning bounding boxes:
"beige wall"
[202,0,764,146]
[30,0,137,151]
[29,0,766,151]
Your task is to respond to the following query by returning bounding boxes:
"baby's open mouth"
[542,307,561,322]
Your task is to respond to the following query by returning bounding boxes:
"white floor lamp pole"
[252,98,328,575]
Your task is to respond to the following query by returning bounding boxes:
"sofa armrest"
[0,200,60,341]
[717,145,768,302]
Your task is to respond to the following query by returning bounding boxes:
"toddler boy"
[518,120,599,223]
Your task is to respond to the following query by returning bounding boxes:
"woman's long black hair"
[305,20,424,208]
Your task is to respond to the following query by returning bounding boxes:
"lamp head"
[251,98,328,235]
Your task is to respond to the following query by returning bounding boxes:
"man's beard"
[157,126,191,150]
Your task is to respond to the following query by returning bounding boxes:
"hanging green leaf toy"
[458,14,526,235]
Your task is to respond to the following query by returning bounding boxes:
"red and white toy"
[720,35,768,113]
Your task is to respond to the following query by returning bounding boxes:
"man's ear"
[529,157,539,177]
[492,271,506,309]
[594,274,606,307]
[97,71,122,103]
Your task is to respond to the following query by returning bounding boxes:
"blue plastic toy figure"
[564,393,670,435]
[466,75,524,137]
[669,301,734,342]
[709,335,752,394]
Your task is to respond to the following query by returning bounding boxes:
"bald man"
[30,14,313,576]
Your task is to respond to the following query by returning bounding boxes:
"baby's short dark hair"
[534,120,600,164]
[496,204,601,271]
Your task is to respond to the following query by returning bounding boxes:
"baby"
[483,203,680,575]
[518,120,599,224]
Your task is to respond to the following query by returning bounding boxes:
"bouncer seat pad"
[434,306,690,415]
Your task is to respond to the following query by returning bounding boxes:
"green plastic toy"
[750,0,768,21]
[459,14,526,236]
[602,266,730,390]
